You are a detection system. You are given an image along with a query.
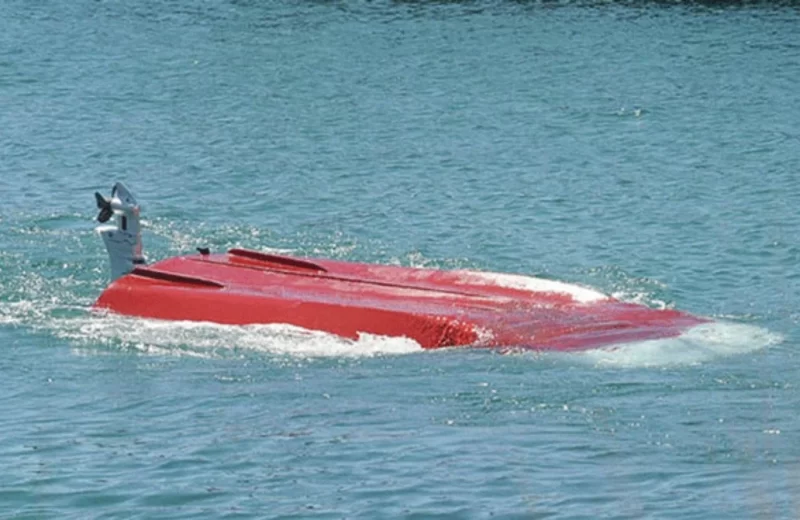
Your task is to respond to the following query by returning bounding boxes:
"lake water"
[1,0,799,518]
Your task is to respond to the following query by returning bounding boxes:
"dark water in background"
[2,1,799,518]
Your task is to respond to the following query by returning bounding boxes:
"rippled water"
[2,1,800,518]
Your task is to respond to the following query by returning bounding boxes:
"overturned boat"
[93,183,706,351]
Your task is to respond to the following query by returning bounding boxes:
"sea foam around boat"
[61,314,424,359]
[565,321,783,368]
[456,270,608,303]
[0,294,780,365]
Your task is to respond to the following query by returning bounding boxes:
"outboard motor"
[95,182,145,280]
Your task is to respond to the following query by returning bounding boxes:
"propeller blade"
[95,192,113,223]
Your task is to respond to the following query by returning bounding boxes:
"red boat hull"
[94,248,706,351]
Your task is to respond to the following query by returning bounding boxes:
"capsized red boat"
[93,183,707,351]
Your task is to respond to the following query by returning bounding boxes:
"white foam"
[569,321,782,368]
[55,313,423,359]
[0,300,51,325]
[611,290,670,310]
[456,270,608,303]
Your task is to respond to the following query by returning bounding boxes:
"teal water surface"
[2,1,800,518]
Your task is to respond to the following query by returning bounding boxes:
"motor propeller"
[95,191,113,223]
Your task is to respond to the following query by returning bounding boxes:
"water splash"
[567,321,782,368]
[63,314,424,359]
[0,298,421,359]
